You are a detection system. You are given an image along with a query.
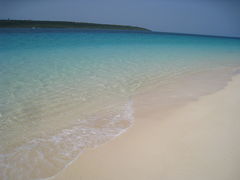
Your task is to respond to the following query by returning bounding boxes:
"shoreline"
[1,27,240,180]
[53,74,240,180]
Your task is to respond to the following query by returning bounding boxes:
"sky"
[0,0,240,37]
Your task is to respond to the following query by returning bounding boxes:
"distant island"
[0,20,150,31]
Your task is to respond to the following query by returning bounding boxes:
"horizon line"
[1,19,240,39]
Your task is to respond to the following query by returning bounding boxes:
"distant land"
[0,20,150,31]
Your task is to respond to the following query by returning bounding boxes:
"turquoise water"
[0,29,240,180]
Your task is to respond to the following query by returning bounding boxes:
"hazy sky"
[1,0,240,37]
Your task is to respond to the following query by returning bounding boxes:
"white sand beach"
[52,75,240,180]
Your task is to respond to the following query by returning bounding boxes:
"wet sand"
[53,74,240,180]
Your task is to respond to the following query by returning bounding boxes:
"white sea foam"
[0,100,134,180]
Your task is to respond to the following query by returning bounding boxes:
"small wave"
[0,100,134,180]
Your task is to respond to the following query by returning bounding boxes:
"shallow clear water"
[0,28,240,180]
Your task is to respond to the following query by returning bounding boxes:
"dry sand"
[53,74,240,180]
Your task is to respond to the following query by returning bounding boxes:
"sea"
[0,28,240,180]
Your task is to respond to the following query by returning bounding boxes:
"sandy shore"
[53,74,240,180]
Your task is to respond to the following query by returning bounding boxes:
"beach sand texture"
[53,74,240,180]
